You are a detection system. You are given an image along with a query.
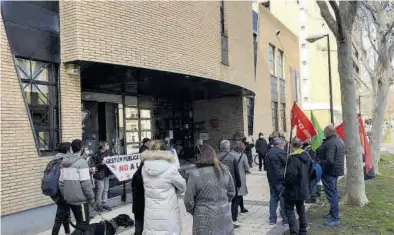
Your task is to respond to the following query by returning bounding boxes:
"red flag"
[358,116,373,174]
[290,103,317,141]
[335,122,344,139]
[335,115,373,174]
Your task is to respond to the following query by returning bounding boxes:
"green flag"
[311,111,325,150]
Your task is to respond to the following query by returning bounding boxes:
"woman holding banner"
[141,140,186,235]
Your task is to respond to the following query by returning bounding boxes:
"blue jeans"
[269,184,286,222]
[322,174,339,220]
[310,179,317,200]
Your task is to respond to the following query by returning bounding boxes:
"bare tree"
[355,1,394,175]
[316,0,368,206]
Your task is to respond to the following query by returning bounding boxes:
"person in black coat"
[302,140,318,203]
[131,162,145,235]
[242,137,254,169]
[266,137,288,225]
[316,125,344,226]
[91,141,113,211]
[255,133,268,171]
[139,138,151,153]
[283,137,314,235]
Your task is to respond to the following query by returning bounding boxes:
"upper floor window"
[271,101,279,131]
[15,58,59,152]
[277,50,284,78]
[269,44,276,75]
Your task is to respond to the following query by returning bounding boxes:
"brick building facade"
[1,2,299,234]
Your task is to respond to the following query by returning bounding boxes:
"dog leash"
[91,204,108,235]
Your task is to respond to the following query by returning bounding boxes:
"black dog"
[70,214,134,235]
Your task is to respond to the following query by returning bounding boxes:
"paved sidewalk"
[36,166,289,235]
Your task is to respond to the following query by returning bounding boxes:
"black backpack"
[41,159,62,197]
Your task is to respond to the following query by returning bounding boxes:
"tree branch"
[361,1,377,21]
[329,1,345,41]
[384,21,394,38]
[316,1,339,39]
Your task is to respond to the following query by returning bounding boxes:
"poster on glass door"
[104,154,141,181]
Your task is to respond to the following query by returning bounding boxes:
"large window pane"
[269,44,275,75]
[127,143,140,154]
[141,120,151,130]
[140,109,151,119]
[126,132,139,143]
[15,58,59,152]
[141,131,152,139]
[38,131,49,150]
[126,120,139,131]
[31,84,49,105]
[126,107,138,119]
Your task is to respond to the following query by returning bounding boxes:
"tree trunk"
[369,80,390,175]
[337,32,368,207]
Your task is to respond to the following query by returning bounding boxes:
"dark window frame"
[14,57,60,154]
[280,102,287,132]
[277,49,284,79]
[246,97,255,136]
[269,44,276,75]
[220,1,229,65]
[271,101,279,131]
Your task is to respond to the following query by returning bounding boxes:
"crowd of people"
[44,123,344,235]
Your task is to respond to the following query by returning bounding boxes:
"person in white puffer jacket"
[141,140,186,235]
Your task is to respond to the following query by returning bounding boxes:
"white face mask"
[259,135,263,139]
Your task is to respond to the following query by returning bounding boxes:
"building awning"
[80,62,255,101]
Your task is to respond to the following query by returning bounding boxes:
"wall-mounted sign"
[199,132,209,141]
[210,119,219,129]
[104,154,141,181]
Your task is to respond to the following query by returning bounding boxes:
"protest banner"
[104,153,141,181]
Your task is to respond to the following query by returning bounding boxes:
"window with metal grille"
[15,58,59,153]
[271,101,279,131]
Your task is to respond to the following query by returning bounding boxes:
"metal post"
[327,34,334,124]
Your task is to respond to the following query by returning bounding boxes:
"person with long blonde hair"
[184,144,235,235]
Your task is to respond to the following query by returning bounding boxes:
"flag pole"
[281,102,296,196]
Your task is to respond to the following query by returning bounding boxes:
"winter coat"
[266,146,287,186]
[59,154,95,205]
[256,138,269,155]
[139,145,149,153]
[217,151,242,189]
[235,153,249,196]
[141,150,186,235]
[316,134,345,177]
[283,149,314,201]
[91,150,112,180]
[184,164,235,235]
[50,153,68,204]
[243,141,254,158]
[131,162,145,221]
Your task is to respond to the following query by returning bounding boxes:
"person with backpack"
[42,142,72,235]
[302,140,318,204]
[283,137,315,235]
[59,139,95,233]
[91,141,113,212]
[217,140,242,228]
